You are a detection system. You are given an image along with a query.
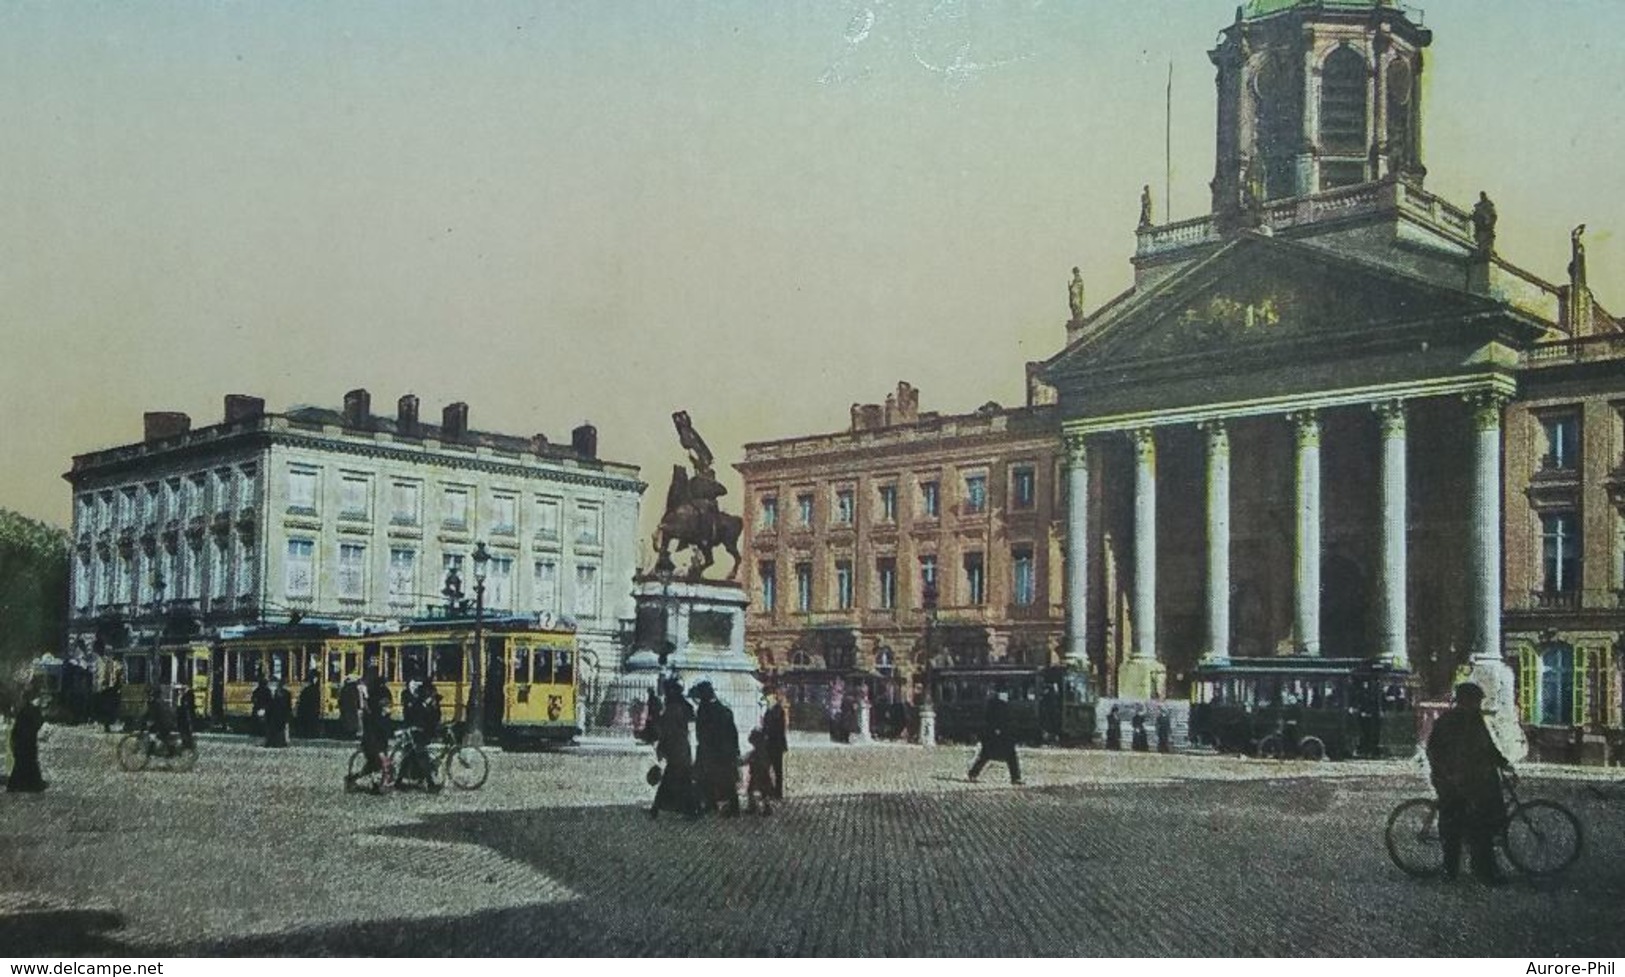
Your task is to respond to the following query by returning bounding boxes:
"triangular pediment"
[1050,233,1509,375]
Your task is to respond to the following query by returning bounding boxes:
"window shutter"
[1574,645,1591,727]
[1518,647,1538,724]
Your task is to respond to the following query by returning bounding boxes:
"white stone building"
[65,390,644,713]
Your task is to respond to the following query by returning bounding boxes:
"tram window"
[556,650,573,686]
[157,656,173,684]
[126,657,149,685]
[513,647,531,684]
[381,648,397,683]
[534,648,553,683]
[433,645,461,682]
[327,654,343,684]
[347,651,362,678]
[362,645,380,677]
[195,657,209,678]
[400,644,428,682]
[306,646,322,679]
[245,655,265,682]
[269,650,288,683]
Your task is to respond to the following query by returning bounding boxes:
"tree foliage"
[0,508,70,684]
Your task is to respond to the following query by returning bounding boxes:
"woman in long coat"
[7,688,48,792]
[692,682,741,816]
[264,680,293,748]
[650,683,700,817]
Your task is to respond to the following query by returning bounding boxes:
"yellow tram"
[110,616,582,746]
[109,642,213,721]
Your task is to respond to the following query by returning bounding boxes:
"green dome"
[1244,0,1395,17]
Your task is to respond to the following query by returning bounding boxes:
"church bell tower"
[1209,0,1431,220]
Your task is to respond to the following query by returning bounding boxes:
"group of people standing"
[640,681,788,818]
[1104,704,1173,753]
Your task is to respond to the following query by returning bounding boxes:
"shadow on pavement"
[2,909,128,956]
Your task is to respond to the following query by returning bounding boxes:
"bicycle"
[431,724,489,791]
[1385,769,1583,879]
[116,724,198,773]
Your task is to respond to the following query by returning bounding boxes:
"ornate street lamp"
[149,569,167,691]
[466,542,491,747]
[919,579,938,746]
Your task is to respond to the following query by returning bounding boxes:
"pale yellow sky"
[2,1,1622,539]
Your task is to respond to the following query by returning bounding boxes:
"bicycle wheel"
[1502,799,1583,877]
[347,748,384,793]
[1385,798,1444,878]
[1298,736,1327,762]
[1257,734,1283,760]
[116,733,150,772]
[172,743,198,773]
[445,745,489,791]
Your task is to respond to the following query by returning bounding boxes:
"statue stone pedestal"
[603,577,762,751]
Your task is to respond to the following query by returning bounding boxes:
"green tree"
[0,509,70,690]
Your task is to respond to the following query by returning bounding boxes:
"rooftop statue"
[1471,191,1498,256]
[654,411,743,581]
[1068,267,1086,322]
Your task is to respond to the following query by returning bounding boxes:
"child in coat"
[744,729,774,816]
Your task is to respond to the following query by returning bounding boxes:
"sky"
[2,0,1623,541]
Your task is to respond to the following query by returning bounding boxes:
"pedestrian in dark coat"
[1105,705,1122,751]
[762,690,789,800]
[346,669,393,791]
[1426,682,1511,884]
[296,676,322,739]
[968,691,1022,785]
[650,682,700,818]
[743,729,774,816]
[176,685,197,750]
[1155,709,1172,754]
[250,678,271,740]
[1131,709,1150,752]
[338,678,361,738]
[264,679,292,748]
[692,681,742,816]
[98,678,123,733]
[6,688,48,792]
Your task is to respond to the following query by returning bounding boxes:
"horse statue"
[653,465,743,580]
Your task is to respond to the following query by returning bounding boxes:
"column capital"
[1129,427,1157,463]
[1464,390,1512,432]
[1063,433,1090,465]
[1372,399,1408,437]
[1287,409,1321,447]
[1199,418,1231,454]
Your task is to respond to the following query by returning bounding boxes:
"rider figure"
[145,684,177,751]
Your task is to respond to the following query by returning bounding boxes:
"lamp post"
[149,569,167,691]
[919,579,938,747]
[467,542,491,747]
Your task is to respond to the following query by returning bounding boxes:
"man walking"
[762,688,789,800]
[1426,682,1511,885]
[968,688,1022,785]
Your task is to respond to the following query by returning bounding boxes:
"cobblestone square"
[3,727,1622,957]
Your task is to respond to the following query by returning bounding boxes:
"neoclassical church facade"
[1044,0,1625,759]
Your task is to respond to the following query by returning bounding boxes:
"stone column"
[1064,434,1090,668]
[1290,410,1322,656]
[1201,420,1231,663]
[1374,401,1409,668]
[1120,428,1167,699]
[1463,390,1525,761]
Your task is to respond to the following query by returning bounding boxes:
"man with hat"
[691,679,741,816]
[1426,682,1512,884]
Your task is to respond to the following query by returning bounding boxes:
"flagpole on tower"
[1165,60,1173,221]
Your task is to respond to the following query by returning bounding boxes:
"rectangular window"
[74,555,90,609]
[120,487,136,524]
[163,480,180,521]
[795,562,813,612]
[920,481,940,519]
[964,552,985,605]
[213,470,232,511]
[442,486,469,528]
[535,497,562,540]
[388,549,417,605]
[239,465,257,509]
[235,540,254,598]
[488,556,514,610]
[760,496,778,531]
[1012,547,1036,606]
[185,545,201,600]
[574,564,600,618]
[491,494,518,535]
[287,467,318,513]
[1541,513,1581,593]
[877,557,897,610]
[835,489,855,525]
[1011,467,1036,510]
[141,483,158,524]
[573,503,602,546]
[964,474,987,514]
[919,555,938,599]
[391,481,421,525]
[186,477,204,516]
[76,495,94,533]
[879,484,897,523]
[340,474,371,519]
[1541,414,1580,471]
[533,559,559,613]
[797,494,814,527]
[835,560,854,610]
[285,539,315,599]
[759,561,777,612]
[209,538,228,599]
[338,543,366,601]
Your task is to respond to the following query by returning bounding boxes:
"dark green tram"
[930,664,1096,746]
[1188,657,1416,760]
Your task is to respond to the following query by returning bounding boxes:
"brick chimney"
[223,395,264,424]
[397,394,420,436]
[341,388,371,428]
[143,412,191,442]
[571,423,597,459]
[442,402,469,440]
[530,433,550,454]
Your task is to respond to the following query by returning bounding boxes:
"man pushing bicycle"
[1426,682,1513,885]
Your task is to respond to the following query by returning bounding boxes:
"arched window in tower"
[1251,54,1299,201]
[1319,46,1370,160]
[1385,59,1413,171]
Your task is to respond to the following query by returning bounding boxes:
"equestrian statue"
[653,411,743,580]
